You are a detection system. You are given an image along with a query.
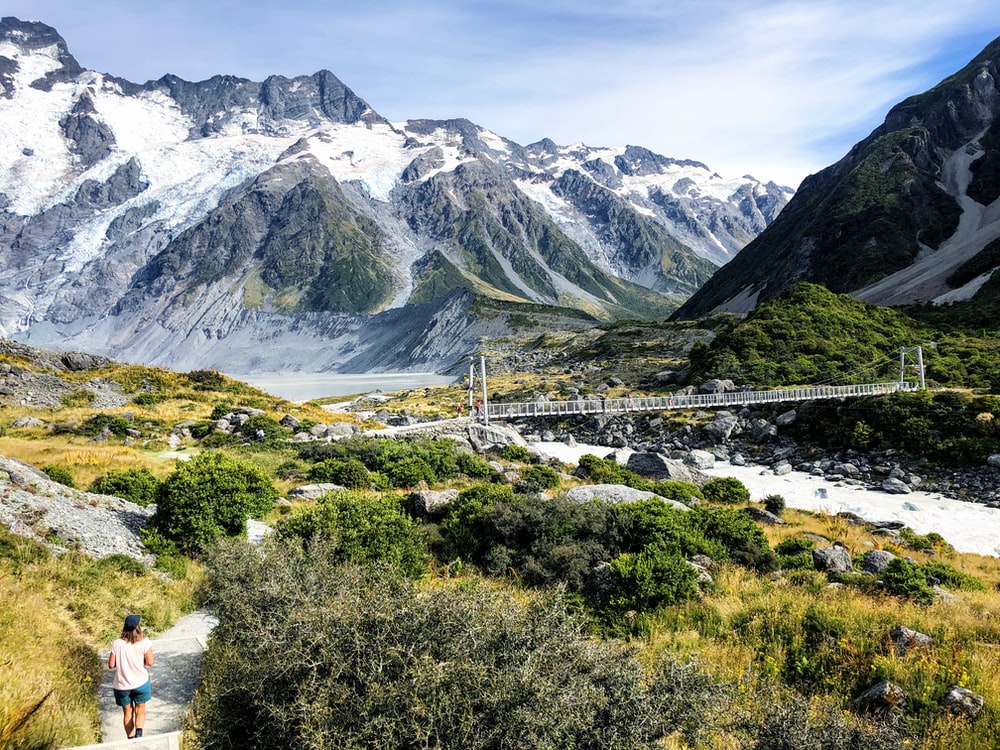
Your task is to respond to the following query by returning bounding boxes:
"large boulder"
[406,489,459,521]
[882,477,912,494]
[626,453,706,485]
[566,484,690,510]
[698,379,736,394]
[685,450,716,470]
[703,414,740,441]
[812,543,853,573]
[742,507,784,525]
[862,549,897,575]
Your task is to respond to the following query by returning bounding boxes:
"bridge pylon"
[898,346,925,390]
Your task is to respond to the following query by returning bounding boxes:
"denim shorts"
[113,680,151,707]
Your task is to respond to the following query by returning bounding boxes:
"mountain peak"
[0,17,82,93]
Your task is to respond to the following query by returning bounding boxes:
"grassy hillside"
[1,333,1000,748]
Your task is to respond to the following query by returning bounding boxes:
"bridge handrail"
[484,381,917,420]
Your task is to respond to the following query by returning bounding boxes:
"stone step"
[65,730,181,750]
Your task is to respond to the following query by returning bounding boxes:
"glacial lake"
[229,372,458,402]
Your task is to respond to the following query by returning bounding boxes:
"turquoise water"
[229,372,458,401]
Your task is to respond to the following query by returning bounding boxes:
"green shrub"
[520,464,561,490]
[192,543,684,750]
[500,444,531,462]
[881,558,935,605]
[77,413,131,438]
[185,369,227,391]
[702,477,751,505]
[774,536,816,556]
[210,402,233,420]
[456,452,492,478]
[132,392,162,406]
[763,494,786,516]
[274,460,307,480]
[151,452,278,554]
[140,527,189,579]
[920,561,986,591]
[577,453,629,484]
[438,483,516,560]
[608,544,699,612]
[89,467,160,506]
[651,480,702,505]
[386,456,436,488]
[276,491,427,576]
[240,414,285,442]
[335,459,371,490]
[690,507,777,573]
[43,464,76,488]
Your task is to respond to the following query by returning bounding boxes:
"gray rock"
[686,449,716,470]
[309,423,329,437]
[940,685,984,721]
[775,409,797,426]
[406,489,459,521]
[703,414,740,441]
[11,416,45,428]
[813,544,853,573]
[566,484,690,509]
[325,422,357,439]
[889,625,933,657]
[987,454,1000,469]
[882,477,912,494]
[852,681,907,716]
[698,379,736,394]
[626,453,702,484]
[279,414,300,430]
[832,462,860,477]
[862,549,896,575]
[773,462,793,476]
[743,506,784,525]
[288,483,344,500]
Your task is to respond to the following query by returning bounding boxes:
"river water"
[229,372,457,401]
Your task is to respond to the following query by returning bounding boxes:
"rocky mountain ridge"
[0,17,789,373]
[675,34,1000,319]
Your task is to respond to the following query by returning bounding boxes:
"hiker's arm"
[144,647,155,667]
[108,651,116,669]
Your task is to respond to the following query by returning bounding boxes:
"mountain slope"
[675,34,1000,320]
[0,17,789,371]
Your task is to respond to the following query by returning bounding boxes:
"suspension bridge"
[467,346,926,424]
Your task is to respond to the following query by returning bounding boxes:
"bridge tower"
[898,346,925,390]
[467,355,489,425]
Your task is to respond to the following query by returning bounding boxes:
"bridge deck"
[484,381,917,421]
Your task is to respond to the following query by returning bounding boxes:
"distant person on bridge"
[108,614,154,740]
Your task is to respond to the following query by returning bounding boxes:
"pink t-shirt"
[110,637,152,690]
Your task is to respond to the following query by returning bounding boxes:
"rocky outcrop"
[565,484,690,509]
[0,455,151,560]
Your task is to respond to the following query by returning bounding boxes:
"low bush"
[763,494,786,516]
[500,444,531,462]
[192,542,686,750]
[77,413,131,438]
[608,544,699,612]
[89,467,160,506]
[702,477,751,505]
[456,452,493,478]
[43,464,76,488]
[276,491,427,576]
[881,558,935,605]
[519,464,561,491]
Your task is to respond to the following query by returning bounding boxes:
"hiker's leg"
[134,702,146,734]
[122,703,134,738]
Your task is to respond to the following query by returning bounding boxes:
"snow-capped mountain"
[0,17,790,372]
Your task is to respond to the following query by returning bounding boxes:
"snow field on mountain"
[0,42,76,215]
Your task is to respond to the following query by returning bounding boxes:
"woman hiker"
[108,614,155,739]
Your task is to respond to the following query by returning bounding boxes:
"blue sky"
[6,1,1000,188]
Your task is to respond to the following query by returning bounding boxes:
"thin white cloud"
[4,0,999,187]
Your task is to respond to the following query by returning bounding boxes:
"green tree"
[151,452,277,554]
